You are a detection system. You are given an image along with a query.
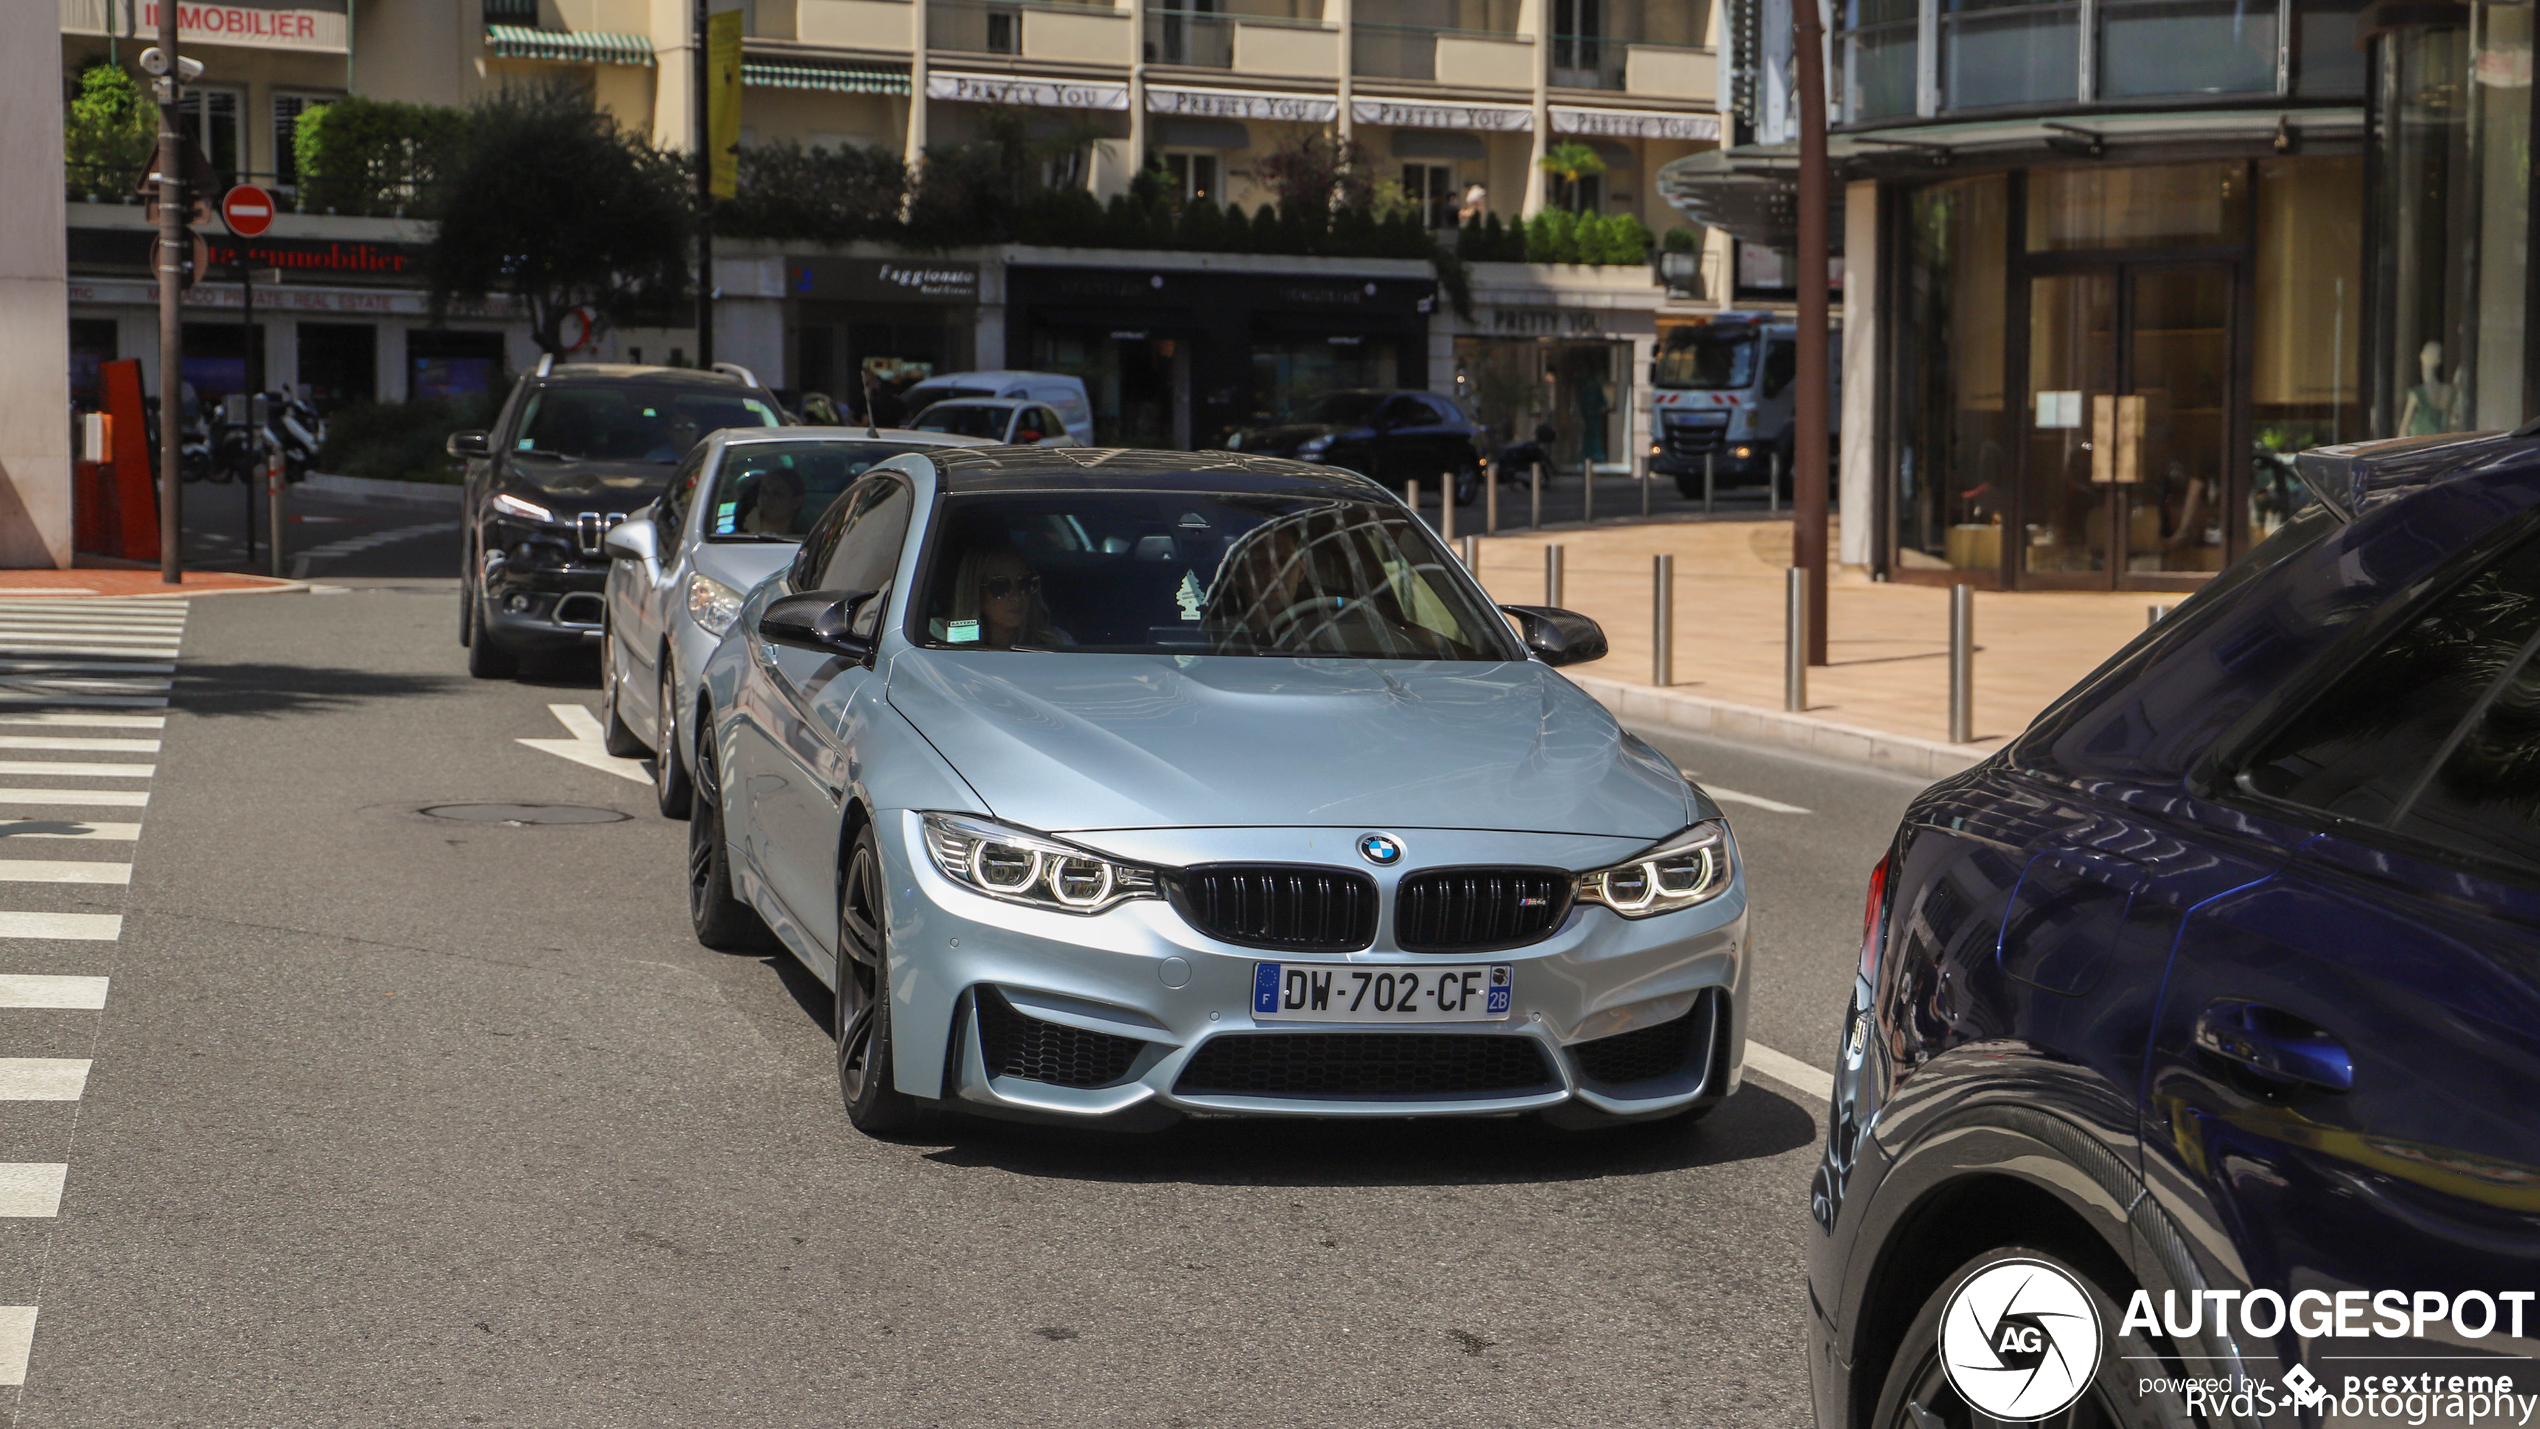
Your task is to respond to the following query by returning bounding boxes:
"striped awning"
[742,58,911,95]
[484,25,656,66]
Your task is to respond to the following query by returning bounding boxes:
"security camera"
[136,48,203,82]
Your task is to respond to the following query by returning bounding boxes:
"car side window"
[788,485,860,591]
[1423,396,1463,425]
[815,477,915,624]
[2243,529,2540,867]
[1763,341,1797,399]
[1377,396,1429,427]
[660,445,709,533]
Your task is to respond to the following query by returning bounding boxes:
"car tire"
[465,594,518,679]
[600,632,647,758]
[1867,1244,2190,1429]
[654,659,693,820]
[686,734,771,951]
[458,565,473,648]
[836,822,924,1136]
[1454,458,1482,506]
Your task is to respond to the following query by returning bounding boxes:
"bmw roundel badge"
[1358,833,1403,866]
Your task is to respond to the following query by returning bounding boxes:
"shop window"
[2253,157,2362,538]
[1402,164,1457,229]
[1838,0,1922,121]
[2295,0,2368,94]
[2025,162,2246,251]
[407,330,507,403]
[2098,0,2276,99]
[1942,0,2079,110]
[1163,152,1221,204]
[182,321,266,401]
[1890,174,2012,575]
[1552,173,1604,214]
[298,323,377,413]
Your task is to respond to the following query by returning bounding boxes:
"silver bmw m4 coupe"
[691,447,1749,1135]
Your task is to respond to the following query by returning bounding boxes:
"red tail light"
[1859,852,1893,980]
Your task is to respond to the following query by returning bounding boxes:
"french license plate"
[1251,962,1514,1023]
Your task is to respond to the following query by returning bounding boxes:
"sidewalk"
[1464,520,2162,775]
[0,567,300,598]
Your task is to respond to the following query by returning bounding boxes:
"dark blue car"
[1812,432,2540,1428]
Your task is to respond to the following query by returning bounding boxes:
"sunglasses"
[983,574,1041,598]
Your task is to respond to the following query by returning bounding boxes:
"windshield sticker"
[715,502,737,532]
[947,619,980,644]
[1176,571,1206,621]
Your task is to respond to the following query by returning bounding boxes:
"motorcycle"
[211,389,326,485]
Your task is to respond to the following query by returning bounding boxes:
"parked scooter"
[211,390,325,485]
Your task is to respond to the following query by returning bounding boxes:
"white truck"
[1649,313,1839,494]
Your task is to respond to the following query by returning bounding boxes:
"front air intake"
[1173,1032,1556,1099]
[975,988,1145,1089]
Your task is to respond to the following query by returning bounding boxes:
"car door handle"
[2194,1000,2353,1093]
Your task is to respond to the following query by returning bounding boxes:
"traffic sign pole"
[154,23,185,585]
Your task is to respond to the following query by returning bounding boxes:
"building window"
[272,93,335,193]
[1942,0,2080,110]
[1552,0,1608,86]
[1402,163,1457,228]
[2098,0,2278,99]
[178,88,243,190]
[1163,152,1221,203]
[1837,0,1921,121]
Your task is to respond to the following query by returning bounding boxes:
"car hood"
[886,651,1691,837]
[689,538,797,595]
[499,457,672,511]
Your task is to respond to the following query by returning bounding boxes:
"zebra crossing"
[0,598,187,1390]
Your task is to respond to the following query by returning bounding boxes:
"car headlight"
[687,573,745,638]
[490,491,557,523]
[1226,431,1244,451]
[1576,823,1733,918]
[1298,434,1334,457]
[920,812,1160,914]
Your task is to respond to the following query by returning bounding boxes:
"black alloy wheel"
[654,659,693,820]
[1455,457,1482,506]
[465,591,518,679]
[835,822,922,1135]
[686,735,769,950]
[1869,1245,2189,1429]
[600,628,647,758]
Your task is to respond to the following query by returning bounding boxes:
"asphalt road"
[5,563,1925,1428]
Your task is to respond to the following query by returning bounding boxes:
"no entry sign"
[220,184,276,238]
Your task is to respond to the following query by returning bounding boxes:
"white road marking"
[0,913,122,940]
[0,822,139,842]
[289,519,462,578]
[0,631,182,646]
[0,737,159,753]
[0,1060,90,1100]
[0,694,170,710]
[0,1165,70,1218]
[0,862,131,885]
[1679,771,1813,815]
[0,662,178,676]
[1744,1042,1834,1101]
[0,763,154,778]
[0,713,166,729]
[0,976,109,1009]
[518,703,650,786]
[0,790,148,807]
[0,1306,36,1385]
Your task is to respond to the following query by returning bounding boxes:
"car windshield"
[1654,330,1759,391]
[1304,392,1386,425]
[512,384,780,481]
[706,441,925,540]
[911,403,1010,440]
[915,491,1521,660]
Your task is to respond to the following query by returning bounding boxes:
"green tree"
[1535,140,1609,212]
[293,96,471,216]
[63,64,156,194]
[422,84,693,355]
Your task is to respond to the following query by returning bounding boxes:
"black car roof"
[532,364,759,390]
[922,447,1388,497]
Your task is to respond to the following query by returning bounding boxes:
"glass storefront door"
[2022,263,2235,584]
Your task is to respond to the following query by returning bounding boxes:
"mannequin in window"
[2399,339,2460,437]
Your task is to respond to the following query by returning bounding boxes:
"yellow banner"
[707,8,743,200]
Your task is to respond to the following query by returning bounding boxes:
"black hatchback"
[1229,391,1486,504]
[451,363,785,678]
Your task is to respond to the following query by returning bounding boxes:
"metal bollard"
[1545,543,1565,607]
[1770,451,1781,515]
[1459,533,1478,570]
[1640,456,1652,518]
[1652,553,1674,687]
[1784,567,1807,712]
[1486,458,1500,535]
[1949,584,1975,745]
[2147,603,2169,627]
[1408,478,1422,530]
[266,447,285,579]
[1583,461,1596,524]
[1704,451,1715,514]
[1440,472,1455,543]
[1530,460,1543,530]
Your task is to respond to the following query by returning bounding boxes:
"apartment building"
[62,0,1731,459]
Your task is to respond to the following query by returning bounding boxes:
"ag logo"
[1938,1258,2102,1421]
[1357,833,1403,866]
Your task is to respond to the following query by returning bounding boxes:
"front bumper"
[877,814,1750,1127]
[478,519,612,651]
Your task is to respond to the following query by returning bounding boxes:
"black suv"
[452,363,786,678]
[1228,390,1486,504]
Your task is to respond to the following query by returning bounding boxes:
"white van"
[896,371,1095,446]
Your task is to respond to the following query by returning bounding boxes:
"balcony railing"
[1351,22,1523,80]
[1550,37,1706,90]
[926,0,1114,55]
[1145,9,1233,65]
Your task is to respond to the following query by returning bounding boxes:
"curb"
[1568,673,1993,780]
[303,473,464,509]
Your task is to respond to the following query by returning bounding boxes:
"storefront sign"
[788,257,981,304]
[1146,86,1338,123]
[59,0,350,52]
[70,227,427,281]
[1350,98,1533,132]
[925,71,1129,110]
[68,278,518,317]
[1550,106,1721,141]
